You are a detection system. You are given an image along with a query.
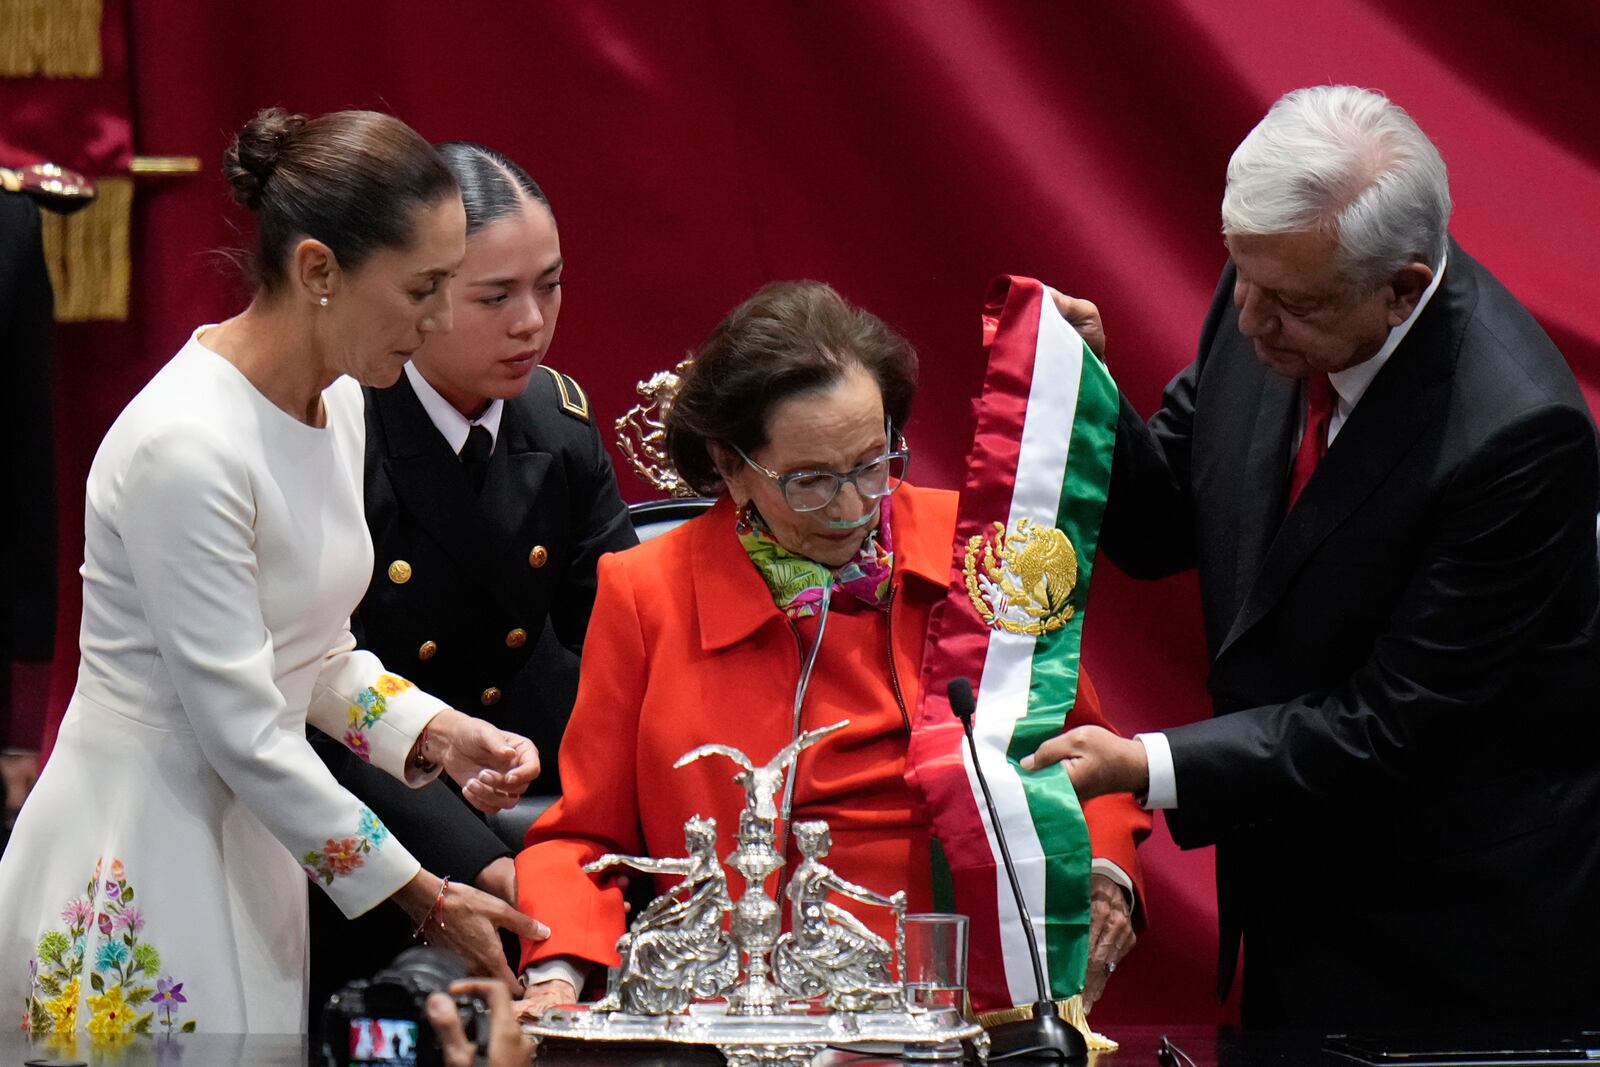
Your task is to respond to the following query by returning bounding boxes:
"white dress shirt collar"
[404,361,504,454]
[1327,250,1449,430]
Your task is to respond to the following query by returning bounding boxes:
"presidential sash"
[907,275,1118,1017]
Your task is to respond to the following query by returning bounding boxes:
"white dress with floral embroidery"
[0,330,450,1037]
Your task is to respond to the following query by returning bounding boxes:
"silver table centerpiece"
[522,720,986,1067]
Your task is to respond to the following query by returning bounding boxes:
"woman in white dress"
[0,108,551,1039]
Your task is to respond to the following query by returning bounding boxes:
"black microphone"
[947,677,1086,1062]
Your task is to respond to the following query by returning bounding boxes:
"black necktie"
[460,424,493,495]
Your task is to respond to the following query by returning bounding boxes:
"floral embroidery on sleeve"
[24,857,194,1037]
[341,673,415,761]
[301,805,391,885]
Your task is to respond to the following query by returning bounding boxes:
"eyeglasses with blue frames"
[732,425,910,513]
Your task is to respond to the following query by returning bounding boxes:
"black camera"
[318,946,489,1067]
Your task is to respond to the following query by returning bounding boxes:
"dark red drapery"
[33,0,1600,1025]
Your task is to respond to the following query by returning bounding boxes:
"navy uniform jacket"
[1101,242,1600,1027]
[308,365,636,1009]
[0,193,55,754]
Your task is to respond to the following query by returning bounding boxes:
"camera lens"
[374,946,470,994]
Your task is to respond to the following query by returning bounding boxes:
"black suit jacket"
[0,193,55,750]
[308,366,636,1011]
[1102,241,1600,1027]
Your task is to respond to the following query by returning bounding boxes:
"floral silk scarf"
[736,497,895,619]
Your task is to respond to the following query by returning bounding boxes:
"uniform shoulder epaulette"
[539,364,590,423]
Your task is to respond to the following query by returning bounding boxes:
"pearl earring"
[319,295,330,307]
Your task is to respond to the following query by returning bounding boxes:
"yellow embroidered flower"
[44,976,79,1034]
[347,705,363,729]
[375,674,412,697]
[87,984,132,1041]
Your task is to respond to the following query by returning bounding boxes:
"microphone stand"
[948,677,1087,1062]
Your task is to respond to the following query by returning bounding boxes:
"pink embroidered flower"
[343,730,372,762]
[61,899,93,926]
[97,912,113,936]
[110,858,126,882]
[321,837,365,876]
[112,904,145,934]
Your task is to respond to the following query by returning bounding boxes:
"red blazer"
[516,484,1150,976]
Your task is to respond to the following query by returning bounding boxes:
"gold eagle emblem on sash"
[963,517,1078,636]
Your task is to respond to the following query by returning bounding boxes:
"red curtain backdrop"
[34,0,1600,1025]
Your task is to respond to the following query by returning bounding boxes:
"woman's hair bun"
[222,107,309,211]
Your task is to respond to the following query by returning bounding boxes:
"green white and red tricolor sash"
[906,275,1118,1014]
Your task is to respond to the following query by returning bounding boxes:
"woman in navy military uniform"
[309,143,636,1013]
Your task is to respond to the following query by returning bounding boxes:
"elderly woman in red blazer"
[513,281,1149,1017]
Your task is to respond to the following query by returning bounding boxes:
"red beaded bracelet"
[412,876,450,942]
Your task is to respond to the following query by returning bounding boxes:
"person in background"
[0,188,55,855]
[513,281,1149,1017]
[1034,85,1600,1027]
[0,108,548,1036]
[308,142,634,1016]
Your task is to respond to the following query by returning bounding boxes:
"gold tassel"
[0,0,102,77]
[40,176,130,321]
[974,996,1119,1053]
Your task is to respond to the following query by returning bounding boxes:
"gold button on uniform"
[528,545,549,568]
[387,560,413,584]
[505,628,528,649]
[418,640,438,661]
[480,687,502,707]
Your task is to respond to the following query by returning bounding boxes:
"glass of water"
[902,912,969,1012]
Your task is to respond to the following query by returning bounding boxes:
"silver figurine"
[774,821,906,1011]
[672,721,846,1015]
[585,816,739,1014]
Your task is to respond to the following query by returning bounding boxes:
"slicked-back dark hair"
[222,107,457,291]
[665,281,918,496]
[435,141,552,236]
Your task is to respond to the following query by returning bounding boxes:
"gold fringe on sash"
[974,995,1119,1053]
[40,176,130,321]
[0,0,103,76]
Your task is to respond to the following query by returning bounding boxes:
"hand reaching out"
[1021,725,1149,801]
[419,710,541,813]
[396,872,551,996]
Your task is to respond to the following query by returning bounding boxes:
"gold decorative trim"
[541,365,590,421]
[963,517,1078,636]
[615,355,697,498]
[974,996,1116,1052]
[0,0,103,77]
[129,156,202,175]
[39,175,130,322]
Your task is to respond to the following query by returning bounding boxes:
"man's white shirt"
[1137,252,1448,810]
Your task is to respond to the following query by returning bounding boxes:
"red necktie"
[1287,373,1335,510]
